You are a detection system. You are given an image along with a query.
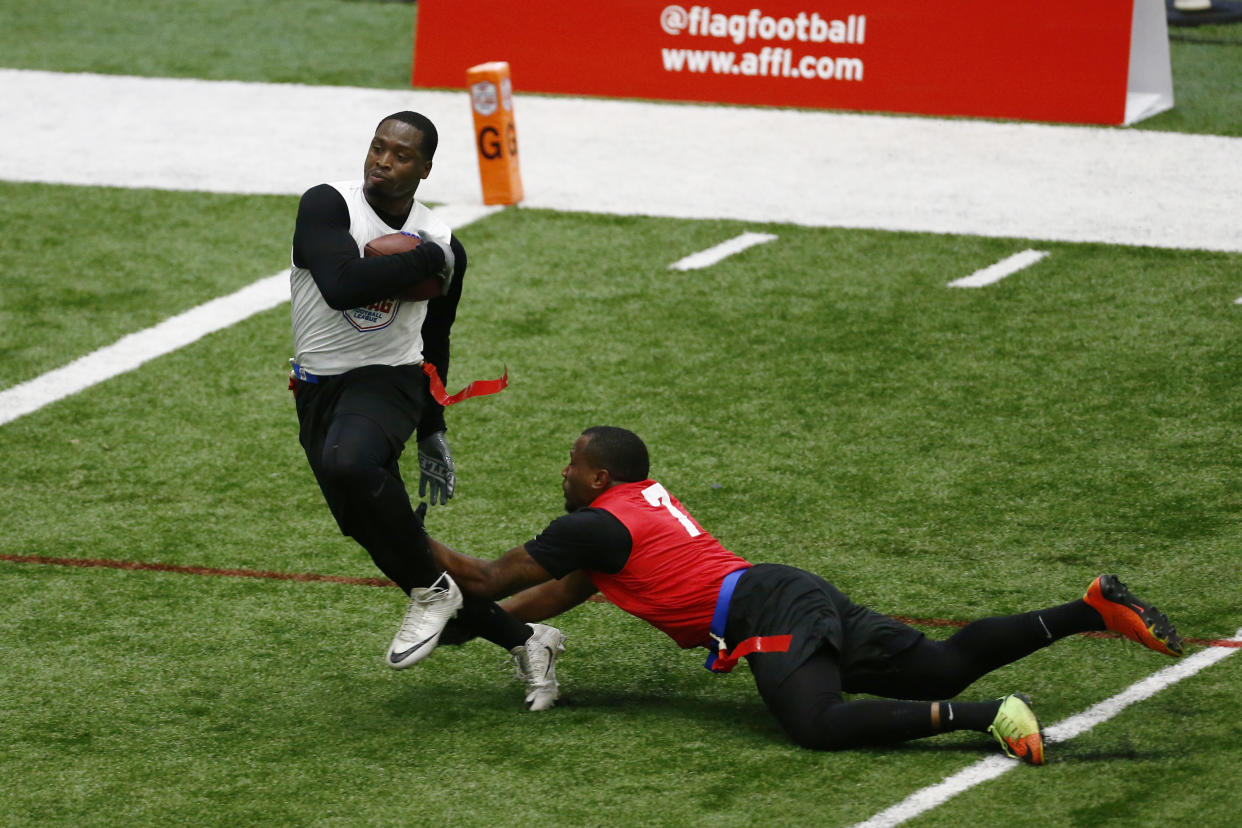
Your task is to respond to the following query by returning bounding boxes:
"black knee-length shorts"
[723,563,924,691]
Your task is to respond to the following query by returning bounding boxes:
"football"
[363,231,442,301]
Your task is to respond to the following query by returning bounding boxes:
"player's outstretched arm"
[427,536,552,600]
[500,570,598,623]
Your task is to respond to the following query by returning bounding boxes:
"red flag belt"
[707,634,794,673]
[423,362,508,406]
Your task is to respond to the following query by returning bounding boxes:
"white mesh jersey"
[289,180,451,376]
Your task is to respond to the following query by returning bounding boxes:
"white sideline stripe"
[669,232,779,271]
[852,629,1242,828]
[427,203,505,231]
[948,249,1049,288]
[0,204,499,428]
[1044,635,1240,743]
[0,272,290,427]
[7,70,1242,253]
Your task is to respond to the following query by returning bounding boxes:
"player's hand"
[418,431,455,505]
[429,238,455,293]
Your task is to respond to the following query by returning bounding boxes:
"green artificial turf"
[0,0,419,88]
[3,3,1242,825]
[3,192,1241,825]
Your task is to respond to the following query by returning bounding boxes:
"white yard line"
[1043,637,1240,743]
[948,249,1049,288]
[669,232,778,270]
[0,204,499,427]
[0,273,288,427]
[852,630,1242,828]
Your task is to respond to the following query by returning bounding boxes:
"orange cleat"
[1084,574,1184,657]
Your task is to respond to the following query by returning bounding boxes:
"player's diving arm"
[499,571,599,623]
[427,536,598,622]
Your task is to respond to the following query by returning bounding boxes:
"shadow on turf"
[371,661,1178,761]
[853,738,1172,764]
[378,682,1177,763]
[383,681,782,736]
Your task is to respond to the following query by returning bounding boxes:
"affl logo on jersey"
[343,298,401,332]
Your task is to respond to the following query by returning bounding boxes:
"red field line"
[5,553,1238,649]
[0,553,394,587]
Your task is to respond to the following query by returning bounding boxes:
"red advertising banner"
[412,1,1171,125]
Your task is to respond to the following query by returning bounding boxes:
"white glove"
[432,239,455,293]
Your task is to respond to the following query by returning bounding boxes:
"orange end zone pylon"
[467,61,523,205]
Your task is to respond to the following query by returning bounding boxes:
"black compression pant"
[297,378,530,651]
[752,600,1104,750]
[313,412,439,590]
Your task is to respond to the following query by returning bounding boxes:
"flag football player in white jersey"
[288,111,563,710]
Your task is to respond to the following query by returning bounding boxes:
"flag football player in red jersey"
[427,426,1184,763]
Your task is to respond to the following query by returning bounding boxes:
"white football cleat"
[510,623,566,711]
[386,572,463,669]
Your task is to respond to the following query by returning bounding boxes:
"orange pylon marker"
[467,61,523,205]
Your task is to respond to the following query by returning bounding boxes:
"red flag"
[423,362,508,406]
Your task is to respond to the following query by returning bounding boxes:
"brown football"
[363,231,442,300]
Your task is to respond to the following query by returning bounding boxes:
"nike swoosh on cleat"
[542,647,554,677]
[389,635,436,663]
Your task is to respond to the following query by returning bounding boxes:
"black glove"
[418,431,455,505]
